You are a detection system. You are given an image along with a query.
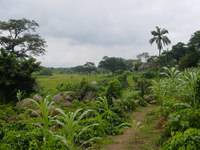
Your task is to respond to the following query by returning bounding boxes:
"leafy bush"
[179,52,200,70]
[0,129,42,150]
[132,75,138,83]
[70,99,87,109]
[101,110,124,127]
[137,97,148,107]
[136,80,152,96]
[120,91,139,111]
[79,117,106,143]
[111,105,125,118]
[57,82,79,92]
[117,73,129,88]
[161,128,200,150]
[0,127,65,150]
[57,79,98,100]
[167,109,200,133]
[105,79,122,105]
[78,79,98,100]
[141,71,157,79]
[0,48,40,103]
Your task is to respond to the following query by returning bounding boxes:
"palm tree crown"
[149,26,171,56]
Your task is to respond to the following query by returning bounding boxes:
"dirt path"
[102,105,162,150]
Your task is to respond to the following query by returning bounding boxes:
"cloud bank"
[0,0,200,67]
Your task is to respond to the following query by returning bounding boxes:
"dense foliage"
[0,18,47,58]
[150,67,200,149]
[0,48,40,103]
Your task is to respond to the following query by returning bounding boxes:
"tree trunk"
[159,49,161,56]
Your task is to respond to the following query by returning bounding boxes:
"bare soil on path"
[101,105,162,150]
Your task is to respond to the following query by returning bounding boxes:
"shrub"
[117,73,129,88]
[0,126,65,150]
[101,110,124,127]
[100,110,124,135]
[161,128,200,150]
[120,91,139,111]
[0,48,40,103]
[111,105,125,118]
[57,82,79,92]
[141,71,157,79]
[136,80,152,96]
[164,109,200,137]
[132,75,138,83]
[137,97,148,107]
[78,79,98,100]
[179,52,200,70]
[105,79,122,105]
[79,117,106,142]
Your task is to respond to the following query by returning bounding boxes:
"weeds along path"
[102,105,162,150]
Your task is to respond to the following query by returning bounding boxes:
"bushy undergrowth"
[150,67,200,149]
[161,128,200,150]
[0,72,141,149]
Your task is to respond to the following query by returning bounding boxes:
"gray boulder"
[16,98,34,108]
[33,94,43,101]
[83,91,95,101]
[63,100,71,107]
[30,109,41,117]
[52,93,64,102]
[90,81,98,85]
[63,91,77,102]
[52,91,77,102]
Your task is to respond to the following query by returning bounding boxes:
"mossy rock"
[32,94,43,101]
[16,98,34,108]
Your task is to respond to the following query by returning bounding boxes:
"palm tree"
[149,26,171,56]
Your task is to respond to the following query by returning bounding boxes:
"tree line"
[0,18,200,103]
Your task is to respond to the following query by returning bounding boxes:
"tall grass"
[150,67,200,109]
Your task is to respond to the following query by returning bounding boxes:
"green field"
[37,74,109,90]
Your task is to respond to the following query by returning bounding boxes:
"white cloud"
[1,0,200,67]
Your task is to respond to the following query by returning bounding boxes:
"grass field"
[36,74,109,90]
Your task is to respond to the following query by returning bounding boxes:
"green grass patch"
[36,74,109,90]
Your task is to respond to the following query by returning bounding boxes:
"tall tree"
[149,26,171,56]
[188,30,200,51]
[83,62,97,75]
[98,56,127,75]
[0,18,47,58]
[136,52,150,62]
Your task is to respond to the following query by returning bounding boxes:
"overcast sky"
[0,0,200,67]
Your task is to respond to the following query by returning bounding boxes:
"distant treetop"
[0,18,47,58]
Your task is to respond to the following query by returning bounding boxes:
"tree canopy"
[188,30,200,51]
[83,62,97,75]
[149,26,171,56]
[98,56,127,75]
[0,18,47,58]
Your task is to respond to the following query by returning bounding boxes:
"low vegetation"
[0,18,200,150]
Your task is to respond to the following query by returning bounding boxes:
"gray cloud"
[0,0,200,67]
